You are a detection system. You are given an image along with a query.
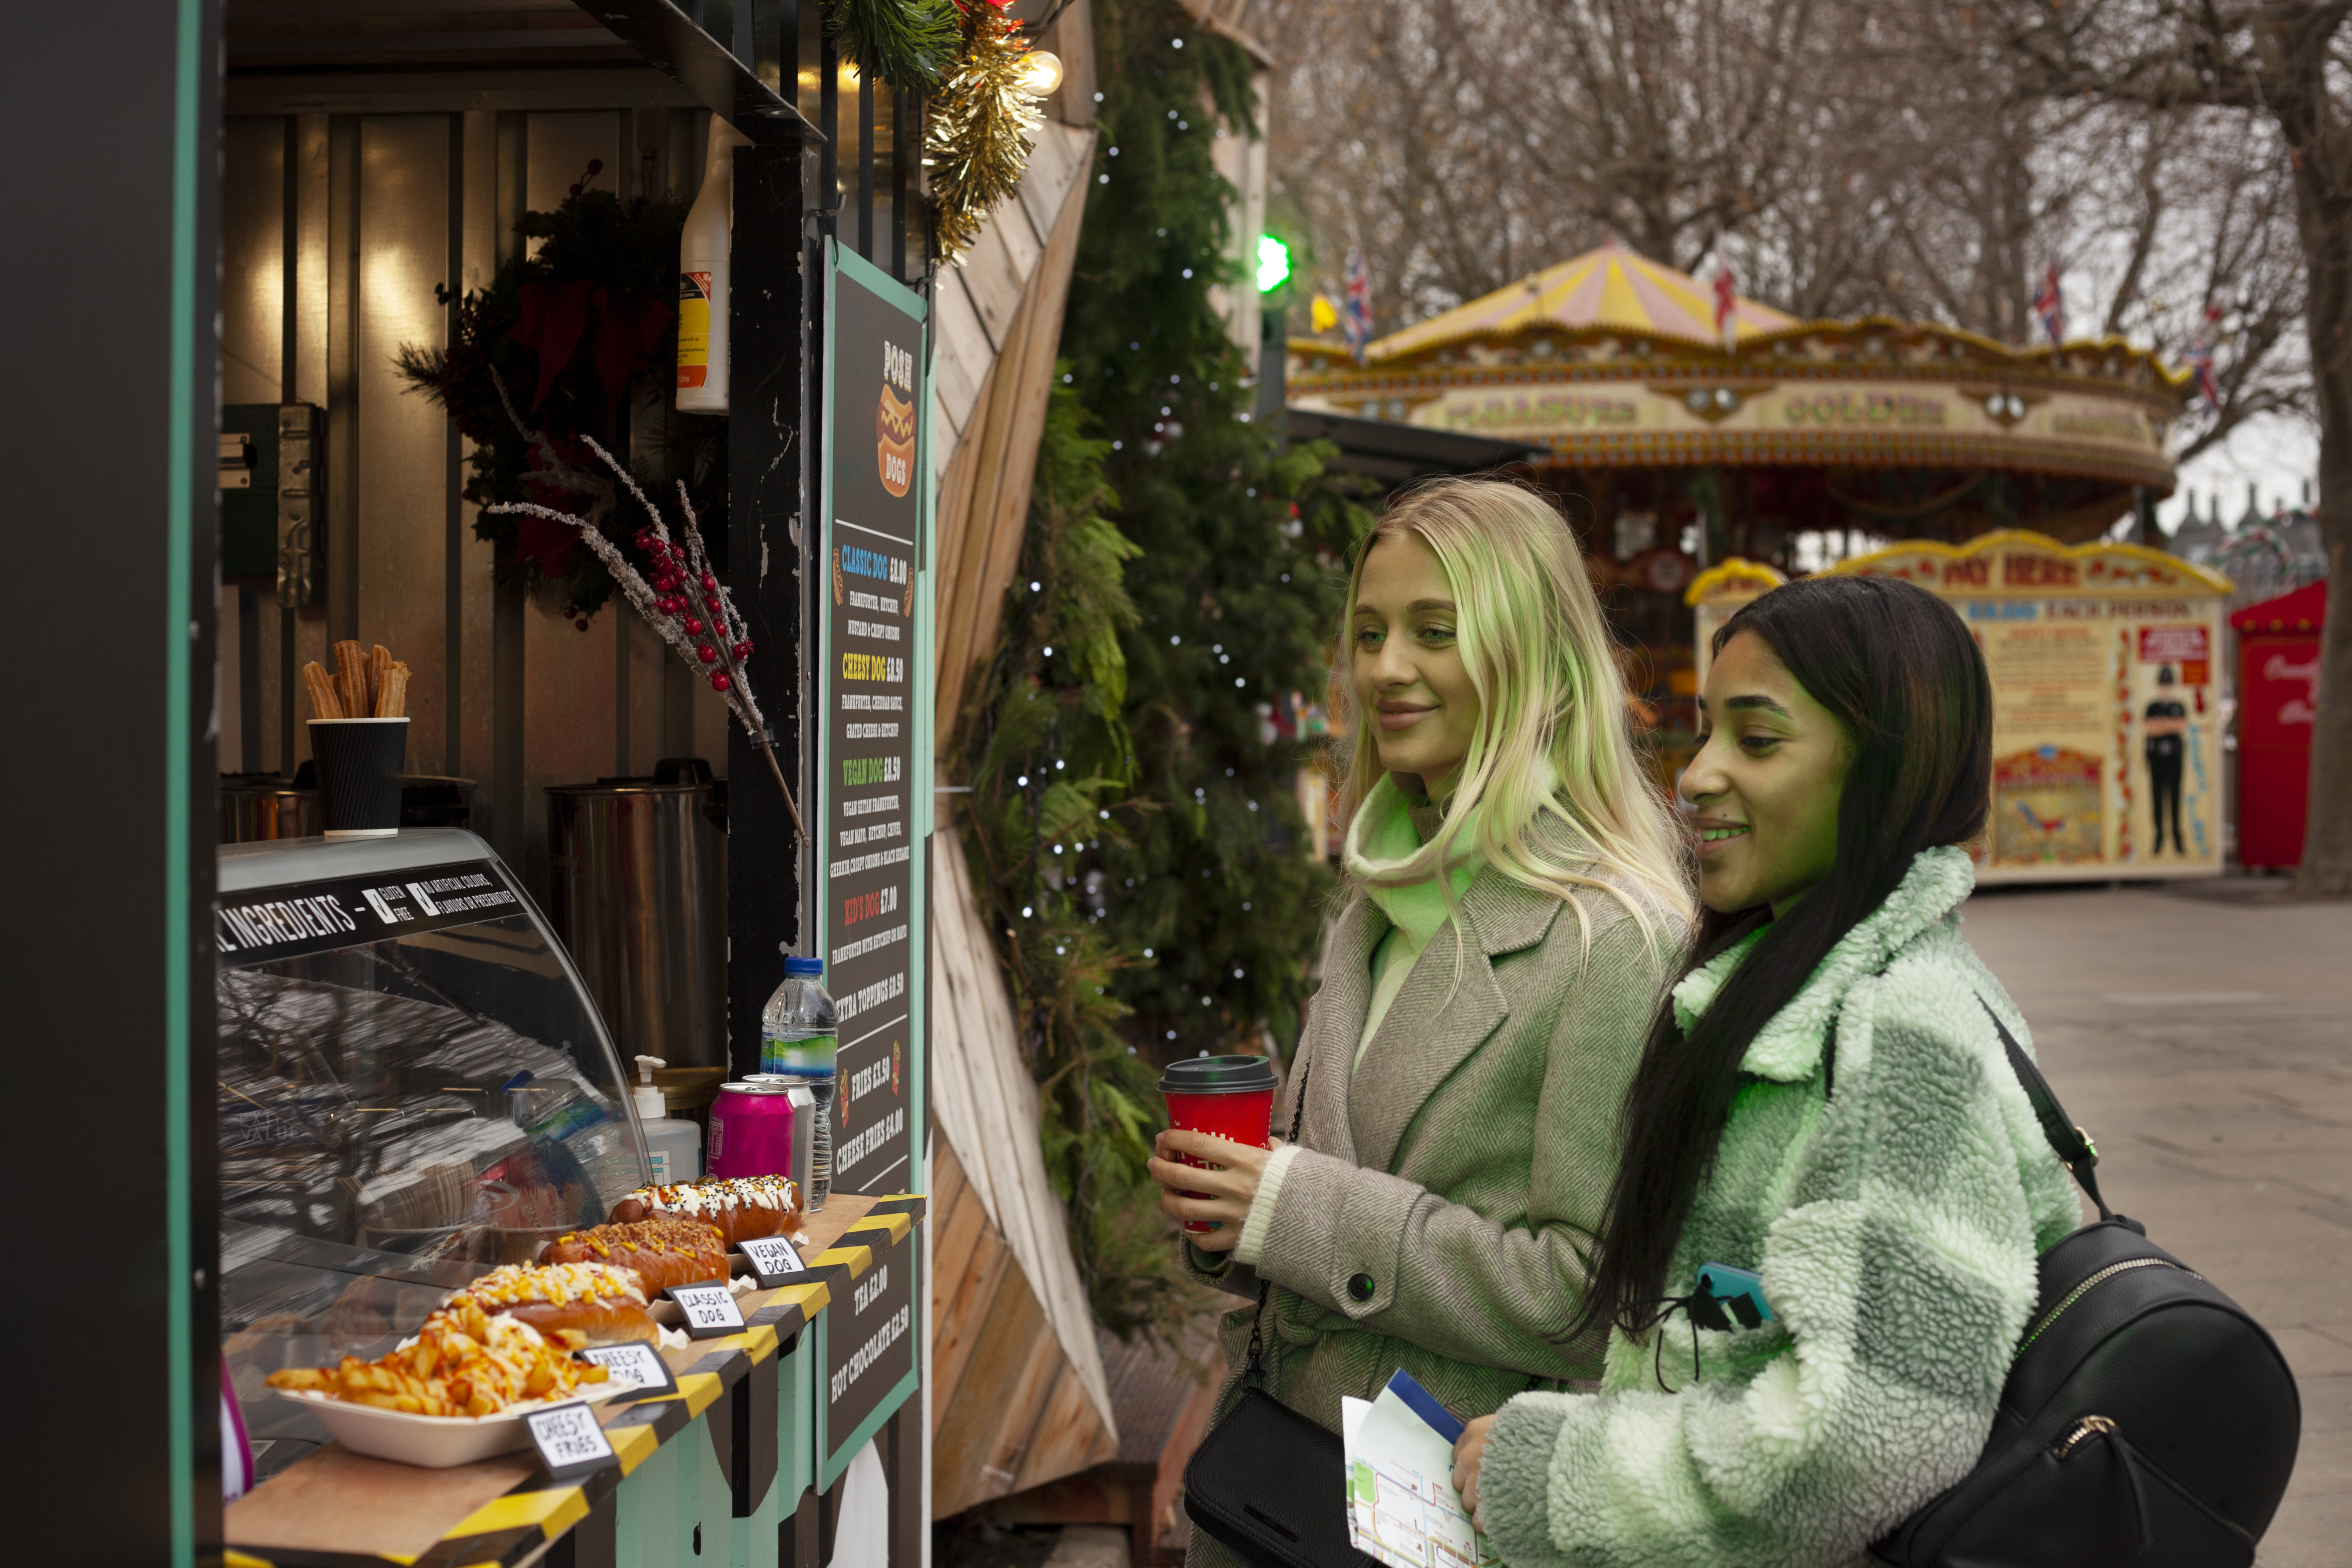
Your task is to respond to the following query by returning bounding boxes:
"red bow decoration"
[510,280,677,430]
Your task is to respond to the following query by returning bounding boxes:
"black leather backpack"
[1868,1005,2301,1567]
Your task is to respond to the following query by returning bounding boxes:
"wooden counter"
[225,1192,925,1568]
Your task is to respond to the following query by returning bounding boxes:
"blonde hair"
[1336,478,1692,945]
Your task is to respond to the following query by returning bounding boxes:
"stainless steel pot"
[546,758,728,1078]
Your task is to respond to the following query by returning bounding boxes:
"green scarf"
[1344,773,1483,1060]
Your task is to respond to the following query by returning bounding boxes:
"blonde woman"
[1146,478,1692,1568]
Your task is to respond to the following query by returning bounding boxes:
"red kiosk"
[2232,581,2328,868]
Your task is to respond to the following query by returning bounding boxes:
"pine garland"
[923,0,1043,264]
[821,0,960,92]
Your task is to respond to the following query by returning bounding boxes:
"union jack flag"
[2187,306,2223,413]
[1343,244,1373,363]
[2034,264,2065,346]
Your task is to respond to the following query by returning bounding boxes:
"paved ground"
[1961,879,2352,1568]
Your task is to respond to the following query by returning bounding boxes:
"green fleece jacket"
[1477,847,2080,1568]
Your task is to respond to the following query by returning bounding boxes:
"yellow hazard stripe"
[765,1279,831,1316]
[445,1484,589,1542]
[809,1243,872,1278]
[846,1210,912,1246]
[612,1420,661,1477]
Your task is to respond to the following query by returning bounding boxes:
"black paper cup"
[309,718,410,839]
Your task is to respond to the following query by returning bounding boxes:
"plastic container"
[677,118,749,415]
[759,954,837,1209]
[1159,1055,1281,1235]
[631,1054,702,1185]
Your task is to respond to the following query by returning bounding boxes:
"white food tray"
[272,1376,638,1469]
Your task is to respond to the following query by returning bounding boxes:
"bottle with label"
[630,1055,703,1185]
[759,954,838,1209]
[676,116,749,416]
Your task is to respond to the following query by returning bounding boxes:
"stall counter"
[225,1193,925,1568]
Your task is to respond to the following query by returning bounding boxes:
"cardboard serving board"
[225,1194,900,1565]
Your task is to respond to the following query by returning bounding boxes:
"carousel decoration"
[923,0,1059,263]
[1287,241,2194,781]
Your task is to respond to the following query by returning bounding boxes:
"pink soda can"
[708,1080,797,1180]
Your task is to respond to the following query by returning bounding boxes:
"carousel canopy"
[1286,245,2191,536]
[1372,243,1796,360]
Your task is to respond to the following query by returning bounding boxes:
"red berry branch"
[483,378,806,843]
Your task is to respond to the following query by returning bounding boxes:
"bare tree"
[1975,0,2351,893]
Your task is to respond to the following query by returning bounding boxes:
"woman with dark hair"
[1450,574,2082,1567]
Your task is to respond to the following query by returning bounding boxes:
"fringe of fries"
[264,1294,609,1418]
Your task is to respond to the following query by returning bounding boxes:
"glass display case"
[215,829,648,1479]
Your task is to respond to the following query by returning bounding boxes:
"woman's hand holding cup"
[1154,1054,1282,1248]
[1147,1131,1280,1251]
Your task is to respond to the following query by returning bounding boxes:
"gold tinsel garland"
[922,0,1042,264]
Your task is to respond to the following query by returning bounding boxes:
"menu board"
[821,245,925,1202]
[821,1225,918,1487]
[1687,533,2230,883]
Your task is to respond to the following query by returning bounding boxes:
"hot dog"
[538,1218,731,1295]
[445,1262,662,1346]
[607,1176,800,1247]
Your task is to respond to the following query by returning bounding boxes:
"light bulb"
[1018,51,1064,97]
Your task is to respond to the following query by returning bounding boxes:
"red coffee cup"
[1159,1055,1281,1234]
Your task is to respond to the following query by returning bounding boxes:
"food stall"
[11,0,954,1558]
[1687,531,2232,883]
[1285,243,2188,778]
[215,828,924,1567]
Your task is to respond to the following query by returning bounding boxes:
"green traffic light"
[1256,234,1292,293]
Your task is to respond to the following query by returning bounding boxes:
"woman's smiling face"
[1680,630,1849,916]
[1351,530,1481,798]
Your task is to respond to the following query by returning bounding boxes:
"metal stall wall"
[217,4,931,919]
[5,0,223,1559]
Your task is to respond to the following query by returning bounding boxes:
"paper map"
[1342,1371,1497,1568]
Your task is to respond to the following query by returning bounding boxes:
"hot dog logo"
[876,340,915,497]
[832,547,845,605]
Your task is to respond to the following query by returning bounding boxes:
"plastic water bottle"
[759,953,838,1209]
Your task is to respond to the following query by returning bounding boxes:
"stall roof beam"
[1285,408,1541,487]
[574,0,821,144]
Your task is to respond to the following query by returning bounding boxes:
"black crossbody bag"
[1182,1067,1382,1568]
[1866,1001,2301,1567]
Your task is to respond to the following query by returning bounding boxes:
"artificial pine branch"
[821,0,960,92]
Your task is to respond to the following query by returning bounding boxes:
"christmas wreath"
[396,164,723,623]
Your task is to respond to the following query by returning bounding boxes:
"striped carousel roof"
[1369,242,1799,361]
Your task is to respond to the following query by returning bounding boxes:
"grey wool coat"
[1183,836,1686,1568]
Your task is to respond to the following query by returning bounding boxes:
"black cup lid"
[1158,1054,1279,1093]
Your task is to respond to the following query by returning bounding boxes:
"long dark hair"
[1572,574,1993,1340]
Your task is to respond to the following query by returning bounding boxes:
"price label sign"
[574,1342,677,1398]
[523,1401,618,1482]
[667,1279,746,1339]
[738,1235,808,1286]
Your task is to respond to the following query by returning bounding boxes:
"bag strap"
[1975,998,2113,1222]
[1241,1056,1312,1388]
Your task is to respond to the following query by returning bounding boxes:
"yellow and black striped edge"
[224,1197,924,1568]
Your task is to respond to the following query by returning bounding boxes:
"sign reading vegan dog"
[820,243,926,1211]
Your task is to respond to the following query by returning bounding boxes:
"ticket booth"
[2232,581,2327,869]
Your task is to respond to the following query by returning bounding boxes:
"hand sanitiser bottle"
[631,1055,703,1185]
[759,955,838,1209]
[676,116,749,415]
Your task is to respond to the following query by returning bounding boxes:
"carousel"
[1287,243,2192,769]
